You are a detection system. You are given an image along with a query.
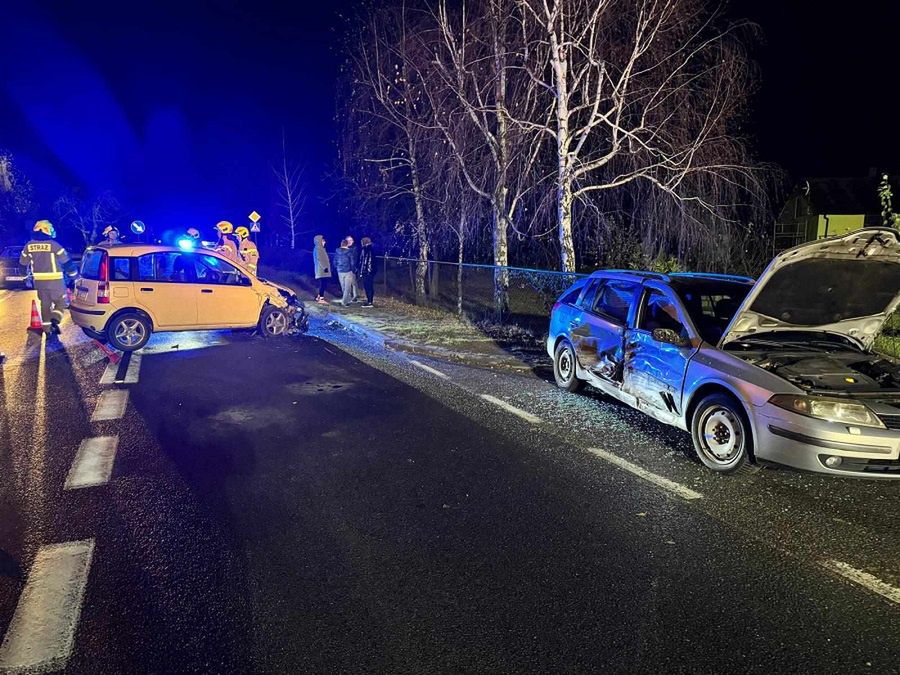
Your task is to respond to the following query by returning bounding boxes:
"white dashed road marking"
[91,390,129,421]
[587,447,703,501]
[0,540,95,674]
[822,560,900,606]
[409,360,449,379]
[65,436,119,490]
[100,352,141,384]
[480,394,543,424]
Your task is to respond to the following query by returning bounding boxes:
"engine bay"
[737,350,900,392]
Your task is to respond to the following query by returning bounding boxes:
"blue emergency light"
[177,237,195,251]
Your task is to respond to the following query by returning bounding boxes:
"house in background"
[773,175,899,251]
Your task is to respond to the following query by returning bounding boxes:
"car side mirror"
[652,328,691,347]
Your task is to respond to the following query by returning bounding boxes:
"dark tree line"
[338,0,776,313]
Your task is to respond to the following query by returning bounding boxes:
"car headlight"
[769,394,885,429]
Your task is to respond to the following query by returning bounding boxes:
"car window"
[194,254,247,286]
[558,281,585,305]
[111,257,130,281]
[137,253,195,283]
[677,285,750,344]
[593,281,636,324]
[80,249,105,280]
[578,279,601,309]
[639,290,688,338]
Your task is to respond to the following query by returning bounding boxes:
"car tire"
[553,340,584,393]
[106,313,151,352]
[259,305,289,338]
[690,393,751,474]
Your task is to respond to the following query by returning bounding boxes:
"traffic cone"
[27,299,43,332]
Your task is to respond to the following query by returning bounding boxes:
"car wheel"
[691,393,751,474]
[259,305,289,338]
[553,340,584,393]
[107,313,151,352]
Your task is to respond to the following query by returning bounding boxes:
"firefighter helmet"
[235,226,250,240]
[215,220,234,234]
[34,220,56,237]
[102,225,119,237]
[186,227,200,239]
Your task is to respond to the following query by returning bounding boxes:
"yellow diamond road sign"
[249,210,261,223]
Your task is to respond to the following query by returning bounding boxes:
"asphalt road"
[1,287,899,674]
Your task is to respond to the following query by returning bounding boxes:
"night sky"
[1,1,898,240]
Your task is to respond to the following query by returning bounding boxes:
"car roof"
[86,244,212,256]
[587,269,755,286]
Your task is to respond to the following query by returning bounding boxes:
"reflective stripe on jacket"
[19,239,70,281]
[240,240,259,265]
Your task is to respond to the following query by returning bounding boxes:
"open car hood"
[719,228,900,350]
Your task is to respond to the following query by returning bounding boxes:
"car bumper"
[69,304,113,332]
[754,404,900,478]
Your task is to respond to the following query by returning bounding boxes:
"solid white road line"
[99,352,142,385]
[587,447,703,501]
[65,436,119,490]
[0,540,95,674]
[409,360,450,379]
[822,560,900,606]
[480,394,543,424]
[91,390,129,422]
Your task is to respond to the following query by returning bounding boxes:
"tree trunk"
[557,158,576,272]
[492,197,509,319]
[409,153,429,303]
[491,4,511,318]
[550,28,577,272]
[457,219,465,317]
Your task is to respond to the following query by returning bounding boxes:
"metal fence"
[264,248,584,332]
[379,256,585,332]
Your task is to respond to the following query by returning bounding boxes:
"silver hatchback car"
[548,228,900,478]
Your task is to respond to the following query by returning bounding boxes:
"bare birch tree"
[427,0,549,315]
[518,0,766,271]
[273,131,307,250]
[343,4,436,300]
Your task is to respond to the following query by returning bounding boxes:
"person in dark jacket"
[346,235,360,303]
[333,238,354,306]
[313,234,331,304]
[357,237,376,307]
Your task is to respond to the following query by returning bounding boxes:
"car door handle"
[201,289,213,294]
[139,287,154,292]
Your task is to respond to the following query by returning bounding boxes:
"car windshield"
[674,280,752,344]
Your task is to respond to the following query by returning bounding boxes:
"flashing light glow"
[177,237,195,251]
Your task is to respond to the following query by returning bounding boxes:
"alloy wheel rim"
[699,407,744,465]
[115,319,145,347]
[265,311,288,336]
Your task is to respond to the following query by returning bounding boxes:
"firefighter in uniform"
[19,220,77,333]
[235,226,259,275]
[214,221,241,262]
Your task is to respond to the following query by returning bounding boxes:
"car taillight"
[97,251,110,304]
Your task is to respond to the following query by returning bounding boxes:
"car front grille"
[877,414,900,430]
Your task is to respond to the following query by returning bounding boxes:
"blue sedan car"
[548,229,900,478]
